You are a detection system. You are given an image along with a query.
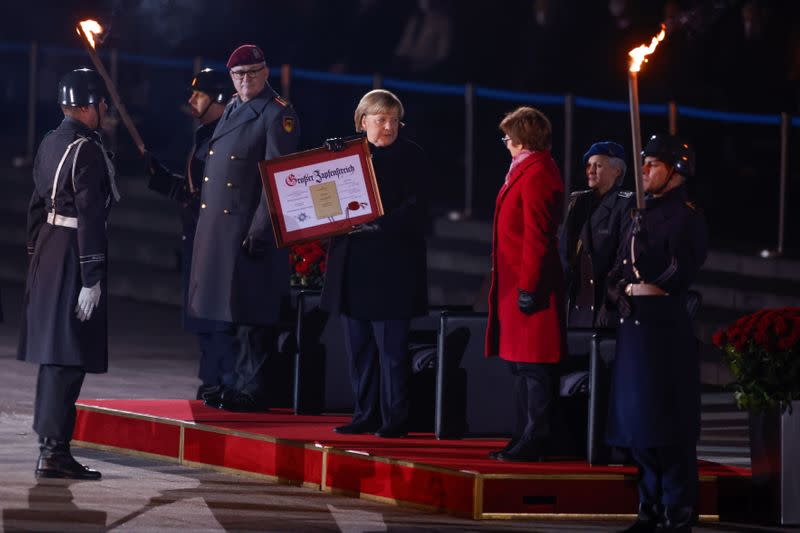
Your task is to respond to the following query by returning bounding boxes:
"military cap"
[226,44,266,69]
[583,141,626,166]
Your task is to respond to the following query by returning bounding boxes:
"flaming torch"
[76,19,146,154]
[627,24,666,209]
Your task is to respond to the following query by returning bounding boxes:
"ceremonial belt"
[625,283,667,296]
[47,212,78,228]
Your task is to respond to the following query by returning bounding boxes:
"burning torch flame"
[628,24,666,73]
[77,19,103,49]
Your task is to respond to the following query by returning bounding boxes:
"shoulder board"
[570,189,591,198]
[684,201,697,210]
[618,190,633,198]
[273,96,289,107]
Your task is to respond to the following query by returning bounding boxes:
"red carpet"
[74,399,750,519]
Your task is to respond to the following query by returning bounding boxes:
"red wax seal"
[347,201,360,211]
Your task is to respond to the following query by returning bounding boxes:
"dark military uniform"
[561,186,634,328]
[188,84,299,399]
[18,117,118,441]
[321,137,428,433]
[606,184,708,521]
[148,118,238,389]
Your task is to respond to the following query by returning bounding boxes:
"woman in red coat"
[485,106,566,461]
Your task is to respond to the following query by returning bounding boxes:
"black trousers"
[341,315,411,430]
[508,361,555,443]
[197,327,239,388]
[33,364,86,442]
[631,443,698,508]
[233,325,279,398]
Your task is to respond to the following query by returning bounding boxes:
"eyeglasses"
[230,66,265,80]
[366,115,400,127]
[500,135,511,145]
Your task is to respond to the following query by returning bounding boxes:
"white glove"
[75,281,102,322]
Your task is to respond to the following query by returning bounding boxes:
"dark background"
[2,0,799,251]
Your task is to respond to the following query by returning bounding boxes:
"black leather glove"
[144,150,178,197]
[349,222,380,234]
[517,289,536,315]
[607,279,632,318]
[144,150,167,177]
[242,235,268,258]
[323,137,346,152]
[631,208,646,238]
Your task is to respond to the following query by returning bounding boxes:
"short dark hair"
[499,106,552,151]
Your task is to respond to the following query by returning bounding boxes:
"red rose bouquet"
[289,240,327,288]
[712,307,800,414]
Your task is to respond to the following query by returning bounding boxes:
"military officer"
[606,134,708,532]
[561,141,634,329]
[18,68,119,479]
[144,68,239,401]
[188,44,300,412]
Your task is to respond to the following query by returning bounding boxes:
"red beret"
[226,44,266,69]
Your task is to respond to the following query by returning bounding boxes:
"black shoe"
[202,385,230,408]
[488,438,518,459]
[374,426,408,438]
[495,438,548,462]
[661,505,693,532]
[196,383,220,401]
[217,391,268,413]
[619,503,662,533]
[35,438,101,480]
[333,421,380,435]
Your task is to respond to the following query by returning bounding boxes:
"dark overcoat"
[188,86,299,325]
[17,118,115,373]
[320,137,428,320]
[560,186,635,328]
[485,151,566,363]
[606,185,708,448]
[148,119,228,333]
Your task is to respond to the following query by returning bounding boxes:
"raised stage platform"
[73,400,750,521]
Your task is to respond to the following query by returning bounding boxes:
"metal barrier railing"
[3,40,793,255]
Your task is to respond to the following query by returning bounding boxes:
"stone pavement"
[0,284,782,532]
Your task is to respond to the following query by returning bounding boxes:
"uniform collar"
[61,116,96,137]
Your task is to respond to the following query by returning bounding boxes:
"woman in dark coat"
[485,106,566,461]
[320,89,428,438]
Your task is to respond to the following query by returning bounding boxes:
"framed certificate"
[258,138,383,247]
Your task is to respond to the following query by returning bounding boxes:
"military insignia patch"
[273,96,288,107]
[282,116,295,133]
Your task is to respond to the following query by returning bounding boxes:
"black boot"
[620,503,662,532]
[35,438,101,480]
[661,506,694,532]
[488,437,519,459]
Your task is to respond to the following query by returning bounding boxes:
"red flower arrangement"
[713,307,800,414]
[289,240,327,288]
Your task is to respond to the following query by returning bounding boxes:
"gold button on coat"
[223,209,230,214]
[226,182,233,188]
[203,176,209,182]
[201,203,207,209]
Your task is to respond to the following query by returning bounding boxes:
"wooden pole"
[76,25,146,154]
[628,71,645,210]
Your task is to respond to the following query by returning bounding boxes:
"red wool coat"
[485,150,567,363]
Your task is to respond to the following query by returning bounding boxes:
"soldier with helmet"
[17,67,120,480]
[144,67,238,401]
[605,134,708,532]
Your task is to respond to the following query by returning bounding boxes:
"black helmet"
[642,133,695,177]
[58,68,106,107]
[190,68,231,105]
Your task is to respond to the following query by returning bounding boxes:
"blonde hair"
[354,89,405,132]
